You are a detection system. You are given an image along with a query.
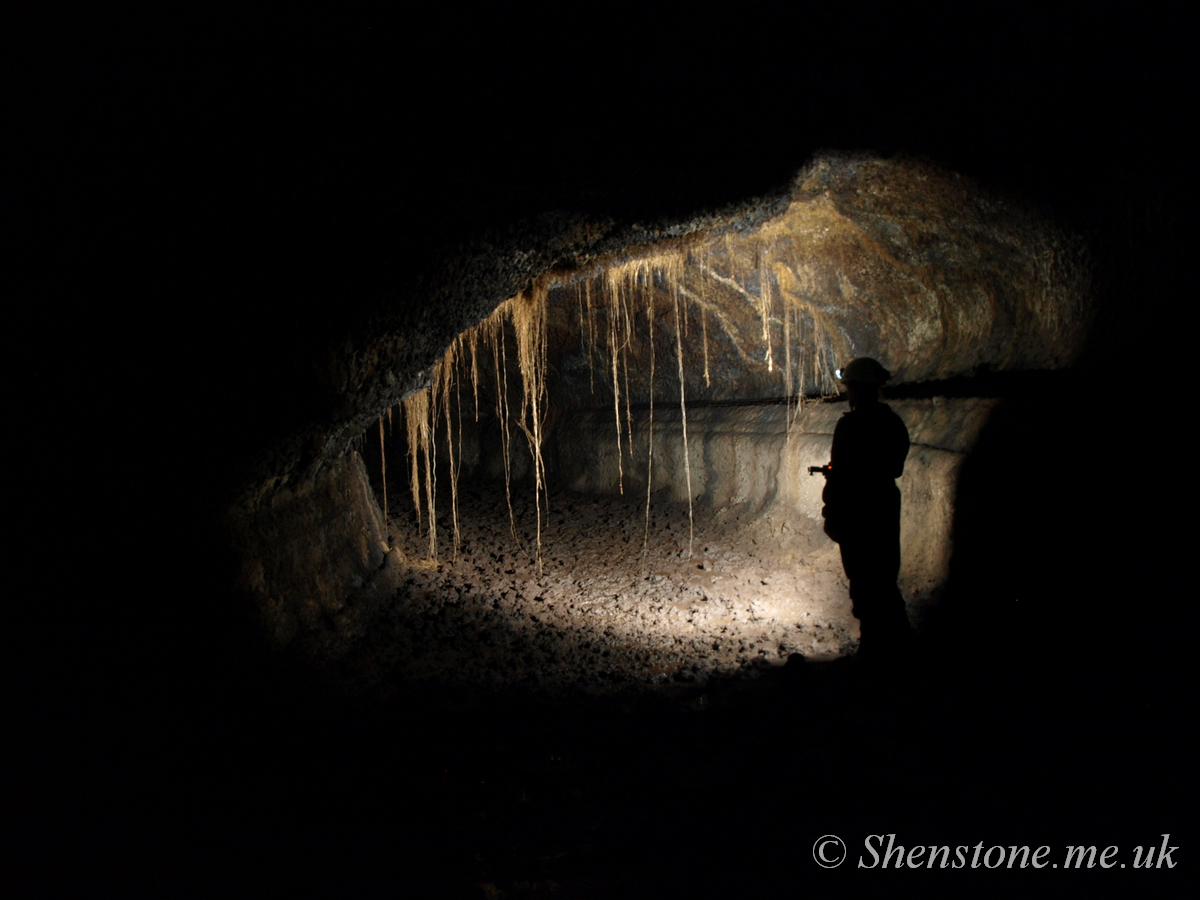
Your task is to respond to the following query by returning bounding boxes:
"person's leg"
[844,531,911,662]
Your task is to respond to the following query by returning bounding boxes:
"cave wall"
[551,397,998,623]
[232,452,388,647]
[541,155,1091,412]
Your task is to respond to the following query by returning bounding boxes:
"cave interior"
[22,22,1185,893]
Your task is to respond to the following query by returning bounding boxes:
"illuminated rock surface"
[232,154,1090,652]
[189,133,1176,893]
[24,32,1183,893]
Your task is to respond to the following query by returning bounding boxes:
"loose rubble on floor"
[296,482,861,700]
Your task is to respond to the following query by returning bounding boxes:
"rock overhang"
[529,153,1092,412]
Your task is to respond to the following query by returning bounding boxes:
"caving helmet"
[835,357,891,386]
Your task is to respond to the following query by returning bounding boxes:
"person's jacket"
[821,402,909,543]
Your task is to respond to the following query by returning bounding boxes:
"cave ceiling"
[258,152,1090,508]
[161,30,1163,520]
[539,154,1091,412]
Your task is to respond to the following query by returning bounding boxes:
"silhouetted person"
[821,358,913,665]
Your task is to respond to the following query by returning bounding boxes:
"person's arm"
[890,412,910,479]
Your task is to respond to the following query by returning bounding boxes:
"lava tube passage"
[327,156,1091,697]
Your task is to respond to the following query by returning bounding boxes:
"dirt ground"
[36,484,1174,897]
[247,482,1181,897]
[300,481,861,700]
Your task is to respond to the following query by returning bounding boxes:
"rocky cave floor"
[206,483,1180,897]
[306,482,861,703]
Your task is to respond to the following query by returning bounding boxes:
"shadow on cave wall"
[927,371,1157,694]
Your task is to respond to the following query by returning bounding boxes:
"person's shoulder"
[879,403,910,439]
